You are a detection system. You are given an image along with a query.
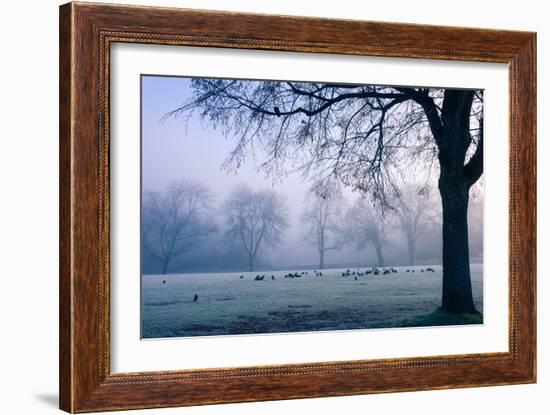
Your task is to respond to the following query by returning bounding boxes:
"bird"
[271,275,275,280]
[426,267,436,272]
[193,294,198,302]
[239,275,244,279]
[354,276,358,281]
[162,280,166,284]
[274,106,281,116]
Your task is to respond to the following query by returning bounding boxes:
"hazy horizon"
[141,75,483,274]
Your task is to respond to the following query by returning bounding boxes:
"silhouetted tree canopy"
[166,79,483,313]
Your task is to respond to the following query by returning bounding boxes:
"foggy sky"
[141,75,481,272]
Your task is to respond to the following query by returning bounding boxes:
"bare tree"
[467,180,484,260]
[142,181,216,274]
[301,191,345,269]
[224,184,288,272]
[166,80,483,313]
[345,199,388,267]
[391,184,436,266]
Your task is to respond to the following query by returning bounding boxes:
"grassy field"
[141,264,483,338]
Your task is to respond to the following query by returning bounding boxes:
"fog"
[141,76,483,274]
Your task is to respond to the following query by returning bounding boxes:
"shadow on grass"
[399,307,483,328]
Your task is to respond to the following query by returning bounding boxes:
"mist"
[141,75,483,275]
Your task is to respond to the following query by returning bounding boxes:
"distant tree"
[224,184,288,272]
[345,199,388,267]
[166,80,483,313]
[142,181,216,274]
[301,191,345,269]
[392,184,436,266]
[467,180,484,260]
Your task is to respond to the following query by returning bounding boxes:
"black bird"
[354,276,358,281]
[239,275,244,279]
[318,272,323,276]
[162,280,166,284]
[274,106,281,116]
[271,275,275,280]
[193,294,198,302]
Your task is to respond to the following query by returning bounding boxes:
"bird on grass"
[193,294,198,302]
[239,275,244,279]
[271,275,275,280]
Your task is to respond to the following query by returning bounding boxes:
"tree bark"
[319,250,325,269]
[439,173,477,314]
[435,90,478,314]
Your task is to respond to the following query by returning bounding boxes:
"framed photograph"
[59,2,536,412]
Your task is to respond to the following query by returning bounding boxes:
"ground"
[141,264,483,338]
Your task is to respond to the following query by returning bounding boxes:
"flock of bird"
[240,266,437,282]
[160,266,438,302]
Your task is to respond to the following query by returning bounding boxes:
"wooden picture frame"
[59,2,536,412]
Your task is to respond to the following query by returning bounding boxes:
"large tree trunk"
[433,89,479,314]
[439,174,477,314]
[319,250,325,270]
